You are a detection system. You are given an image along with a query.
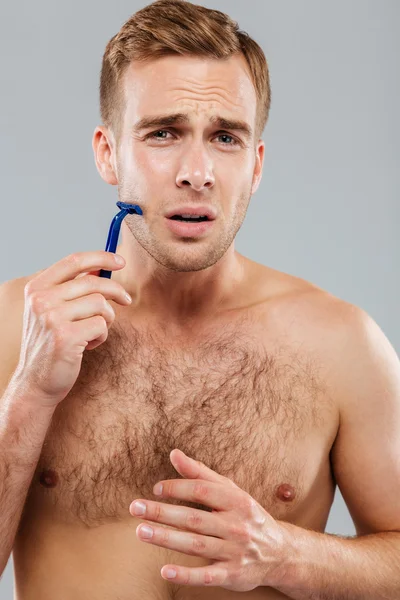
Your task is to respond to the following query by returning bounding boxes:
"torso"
[12,263,340,600]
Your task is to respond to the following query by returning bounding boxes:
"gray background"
[0,0,399,595]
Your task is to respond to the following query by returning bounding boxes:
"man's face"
[112,53,264,272]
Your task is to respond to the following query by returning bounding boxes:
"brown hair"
[99,0,271,146]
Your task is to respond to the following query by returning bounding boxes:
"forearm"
[270,521,400,600]
[0,378,55,575]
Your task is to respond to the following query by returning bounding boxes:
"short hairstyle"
[99,0,271,146]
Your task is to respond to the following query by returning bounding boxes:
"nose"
[176,146,215,192]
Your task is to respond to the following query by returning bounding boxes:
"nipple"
[276,483,296,502]
[39,469,59,488]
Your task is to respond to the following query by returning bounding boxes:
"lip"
[165,217,215,237]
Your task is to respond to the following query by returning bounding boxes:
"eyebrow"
[131,112,253,141]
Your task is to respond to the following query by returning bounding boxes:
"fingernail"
[153,483,163,496]
[131,501,146,515]
[115,254,125,265]
[140,525,153,539]
[166,569,177,579]
[125,292,132,303]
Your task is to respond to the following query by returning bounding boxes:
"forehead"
[121,54,256,129]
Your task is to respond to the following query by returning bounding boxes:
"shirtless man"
[1,0,400,598]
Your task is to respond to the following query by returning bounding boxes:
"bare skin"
[11,259,342,600]
[6,53,396,598]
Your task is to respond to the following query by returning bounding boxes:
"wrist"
[265,520,302,590]
[3,372,58,416]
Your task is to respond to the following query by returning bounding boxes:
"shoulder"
[0,271,43,394]
[261,267,398,411]
[253,261,366,333]
[0,274,30,331]
[0,269,42,317]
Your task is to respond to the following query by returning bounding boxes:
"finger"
[57,275,130,306]
[170,449,237,486]
[129,500,228,538]
[32,251,125,289]
[153,480,238,512]
[54,294,115,328]
[136,523,231,561]
[160,563,228,587]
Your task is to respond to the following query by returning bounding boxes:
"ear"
[92,126,118,185]
[251,139,265,195]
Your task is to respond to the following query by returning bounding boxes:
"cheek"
[143,150,174,177]
[140,148,176,177]
[120,152,167,193]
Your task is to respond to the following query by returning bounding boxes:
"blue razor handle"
[99,201,143,278]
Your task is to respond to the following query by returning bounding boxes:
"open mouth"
[169,215,209,223]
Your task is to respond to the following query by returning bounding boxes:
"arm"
[270,305,400,599]
[0,278,56,576]
[0,381,57,576]
[271,521,400,599]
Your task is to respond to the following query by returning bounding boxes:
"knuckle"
[229,521,251,541]
[241,495,256,516]
[107,302,116,319]
[239,522,252,542]
[95,329,109,345]
[228,521,244,538]
[185,510,203,531]
[29,291,47,312]
[227,567,240,587]
[43,309,59,328]
[24,281,36,297]
[193,482,209,501]
[162,482,171,497]
[96,315,108,329]
[102,309,114,327]
[82,274,96,288]
[100,295,112,311]
[91,292,104,304]
[192,535,206,554]
[66,252,82,267]
[161,528,170,545]
[154,503,162,521]
[92,294,114,320]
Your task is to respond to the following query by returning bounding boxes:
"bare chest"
[26,313,338,528]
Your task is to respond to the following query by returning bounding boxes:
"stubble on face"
[111,54,261,275]
[116,168,253,273]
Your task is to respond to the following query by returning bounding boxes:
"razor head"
[116,201,143,215]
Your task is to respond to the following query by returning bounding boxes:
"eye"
[215,133,239,146]
[144,129,240,146]
[145,130,173,141]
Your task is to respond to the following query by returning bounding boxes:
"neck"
[113,221,247,324]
